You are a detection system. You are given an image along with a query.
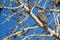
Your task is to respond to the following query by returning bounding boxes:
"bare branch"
[3,26,39,40]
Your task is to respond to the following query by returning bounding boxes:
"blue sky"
[0,0,59,40]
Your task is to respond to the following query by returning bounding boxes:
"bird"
[38,10,51,34]
[38,10,47,24]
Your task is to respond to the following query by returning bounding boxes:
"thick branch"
[3,0,60,40]
[16,0,60,39]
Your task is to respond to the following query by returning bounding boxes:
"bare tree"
[0,0,60,40]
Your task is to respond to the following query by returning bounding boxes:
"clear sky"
[0,0,59,40]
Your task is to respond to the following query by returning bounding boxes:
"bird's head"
[38,10,43,13]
